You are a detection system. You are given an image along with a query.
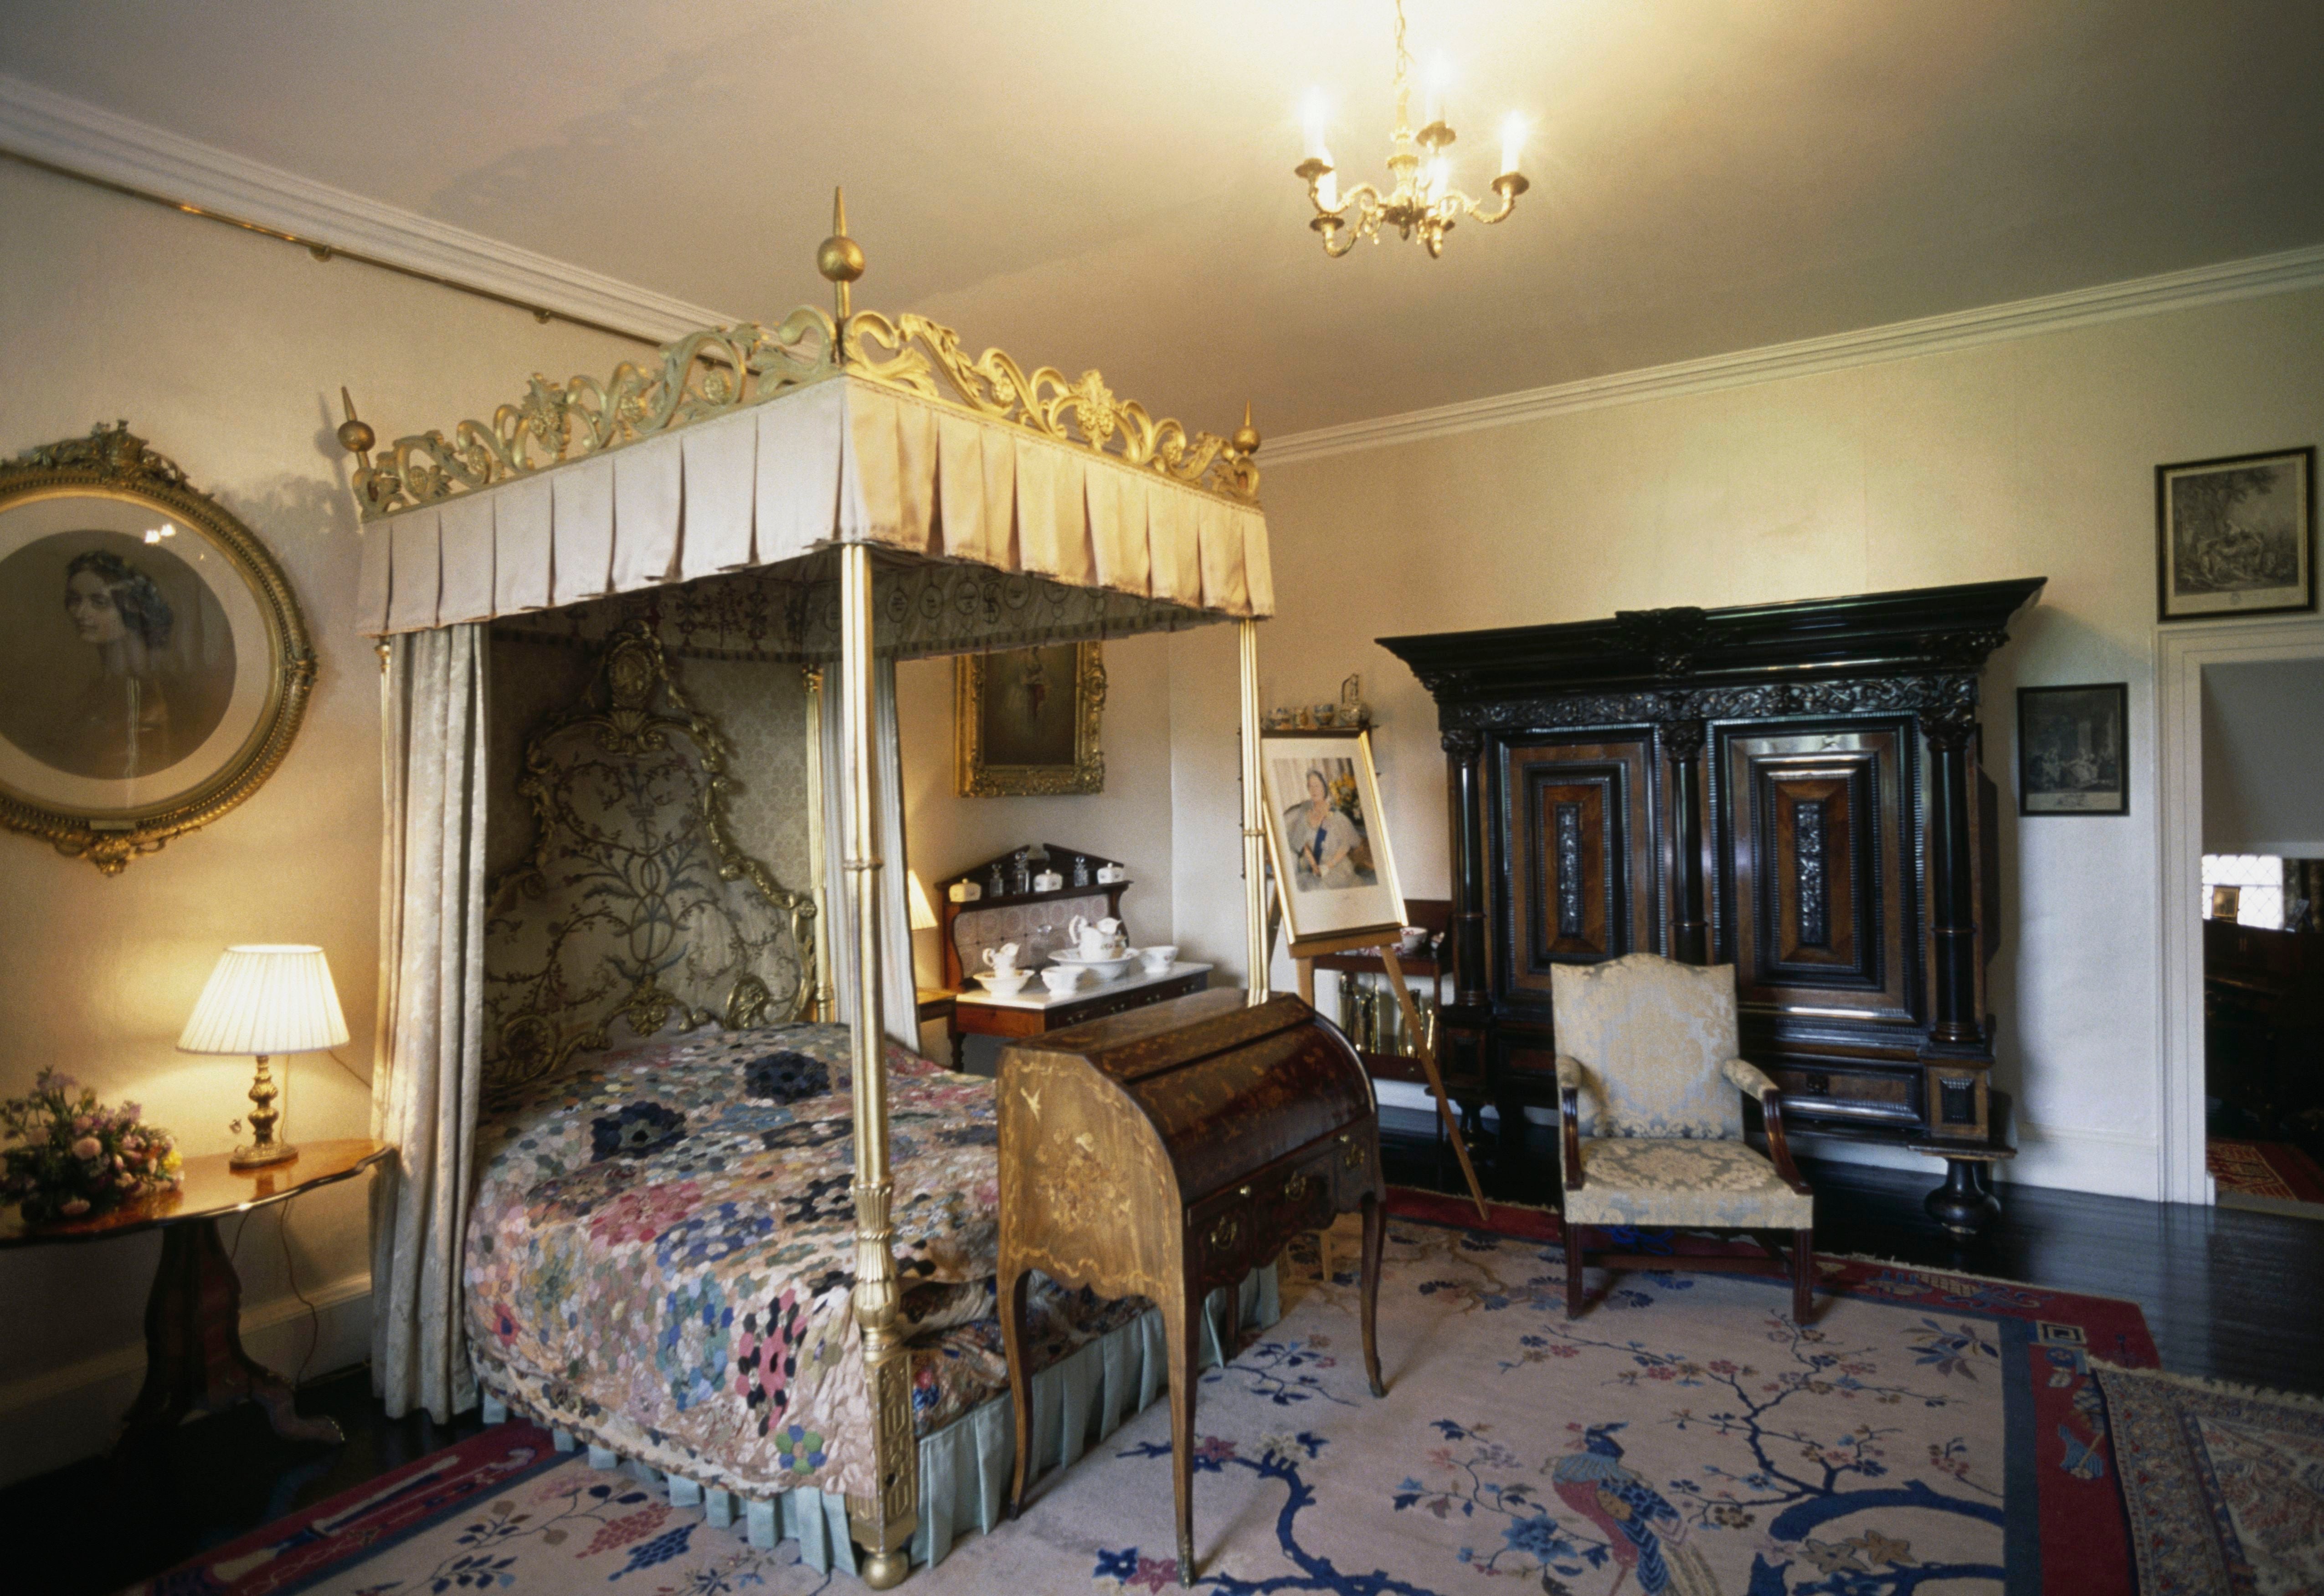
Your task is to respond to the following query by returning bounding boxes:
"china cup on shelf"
[1138,944,1178,974]
[1040,964,1085,996]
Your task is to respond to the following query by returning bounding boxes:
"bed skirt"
[476,1265,1280,1575]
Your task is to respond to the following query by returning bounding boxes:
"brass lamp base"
[228,1054,298,1171]
[230,1140,298,1171]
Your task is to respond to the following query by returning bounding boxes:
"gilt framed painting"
[954,641,1105,796]
[2016,683,2129,816]
[0,424,314,873]
[1258,726,1407,957]
[2156,447,2314,623]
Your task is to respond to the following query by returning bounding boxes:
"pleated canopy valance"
[354,371,1272,643]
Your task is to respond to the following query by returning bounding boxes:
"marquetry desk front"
[996,991,1384,1584]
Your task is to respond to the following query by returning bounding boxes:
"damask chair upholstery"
[1552,953,1815,1320]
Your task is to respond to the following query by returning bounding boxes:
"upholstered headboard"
[483,621,815,1096]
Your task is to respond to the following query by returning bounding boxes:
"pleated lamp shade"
[907,870,939,932]
[178,945,351,1056]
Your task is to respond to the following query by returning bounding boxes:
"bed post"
[1239,618,1269,1004]
[804,665,836,1025]
[838,541,917,1584]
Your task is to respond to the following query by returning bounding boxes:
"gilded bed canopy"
[346,196,1277,1588]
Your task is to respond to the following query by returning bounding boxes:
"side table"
[0,1137,391,1467]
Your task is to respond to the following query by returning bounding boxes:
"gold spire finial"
[1232,400,1261,457]
[336,386,375,465]
[816,185,866,323]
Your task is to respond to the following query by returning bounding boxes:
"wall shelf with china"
[935,843,1203,1068]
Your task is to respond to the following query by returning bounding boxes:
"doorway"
[2196,659,2324,1216]
[2159,620,2324,1207]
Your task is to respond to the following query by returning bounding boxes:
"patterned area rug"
[139,1198,2165,1596]
[2206,1138,2324,1217]
[2097,1364,2324,1594]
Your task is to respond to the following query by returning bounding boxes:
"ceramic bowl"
[1039,965,1085,995]
[1137,944,1179,973]
[1048,949,1139,983]
[974,969,1031,996]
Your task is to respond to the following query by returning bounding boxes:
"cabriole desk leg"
[115,1216,343,1473]
[1164,1277,1201,1584]
[1360,1190,1386,1398]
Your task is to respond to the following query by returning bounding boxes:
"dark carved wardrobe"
[1380,577,2045,1231]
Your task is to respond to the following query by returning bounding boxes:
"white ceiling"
[4,0,2320,437]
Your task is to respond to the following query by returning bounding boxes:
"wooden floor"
[5,1142,2319,1596]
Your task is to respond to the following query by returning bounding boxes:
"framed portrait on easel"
[1257,726,1405,958]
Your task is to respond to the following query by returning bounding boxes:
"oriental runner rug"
[2206,1137,2324,1218]
[136,1194,2165,1596]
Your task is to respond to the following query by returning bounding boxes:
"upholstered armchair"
[1551,953,1815,1320]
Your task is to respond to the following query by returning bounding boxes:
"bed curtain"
[820,654,919,1047]
[370,624,492,1422]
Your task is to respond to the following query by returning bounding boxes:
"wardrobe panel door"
[1498,737,1659,1000]
[1721,723,1917,1025]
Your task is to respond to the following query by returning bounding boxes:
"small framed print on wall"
[2156,446,2314,622]
[2016,683,2129,816]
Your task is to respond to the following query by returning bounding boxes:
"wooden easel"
[1271,895,1488,1220]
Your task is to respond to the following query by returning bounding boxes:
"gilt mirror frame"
[0,423,315,874]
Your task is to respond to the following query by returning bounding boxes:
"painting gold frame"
[954,641,1105,796]
[0,424,315,874]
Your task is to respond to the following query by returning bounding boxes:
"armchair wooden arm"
[1723,1057,1810,1195]
[1555,1054,1584,1191]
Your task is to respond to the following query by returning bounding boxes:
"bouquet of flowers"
[1,1070,182,1224]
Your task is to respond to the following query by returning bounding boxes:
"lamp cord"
[279,1194,321,1391]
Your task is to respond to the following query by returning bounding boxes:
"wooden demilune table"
[948,961,1212,1067]
[0,1137,391,1467]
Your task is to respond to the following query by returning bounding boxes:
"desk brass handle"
[1282,1173,1316,1205]
[1342,1138,1366,1170]
[1238,1185,1253,1198]
[1208,1214,1241,1252]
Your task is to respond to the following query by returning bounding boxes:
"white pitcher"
[1069,915,1125,958]
[983,942,1022,973]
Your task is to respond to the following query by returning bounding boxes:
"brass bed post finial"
[336,387,375,470]
[817,186,866,334]
[1233,400,1261,459]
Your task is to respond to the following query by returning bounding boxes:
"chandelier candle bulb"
[1303,89,1330,162]
[1500,112,1525,178]
[1424,54,1450,126]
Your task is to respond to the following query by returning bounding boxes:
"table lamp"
[907,870,939,933]
[178,945,350,1170]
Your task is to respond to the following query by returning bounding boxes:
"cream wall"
[1172,286,2324,1200]
[0,161,632,1483]
[895,633,1179,1067]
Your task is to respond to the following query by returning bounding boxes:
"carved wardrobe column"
[1923,704,1981,1048]
[1663,718,1709,965]
[1444,729,1489,1008]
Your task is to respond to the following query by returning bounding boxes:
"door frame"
[2155,614,2324,1205]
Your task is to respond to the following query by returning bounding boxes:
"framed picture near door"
[2016,683,2129,816]
[2156,446,2314,622]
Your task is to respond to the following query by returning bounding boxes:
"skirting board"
[0,1272,372,1489]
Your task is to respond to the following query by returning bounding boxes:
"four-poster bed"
[344,200,1284,1584]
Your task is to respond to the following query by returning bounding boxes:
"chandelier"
[1294,0,1528,258]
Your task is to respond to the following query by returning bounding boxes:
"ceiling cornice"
[1265,243,2324,467]
[0,72,731,343]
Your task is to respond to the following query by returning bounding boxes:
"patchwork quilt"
[465,1022,1143,1500]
